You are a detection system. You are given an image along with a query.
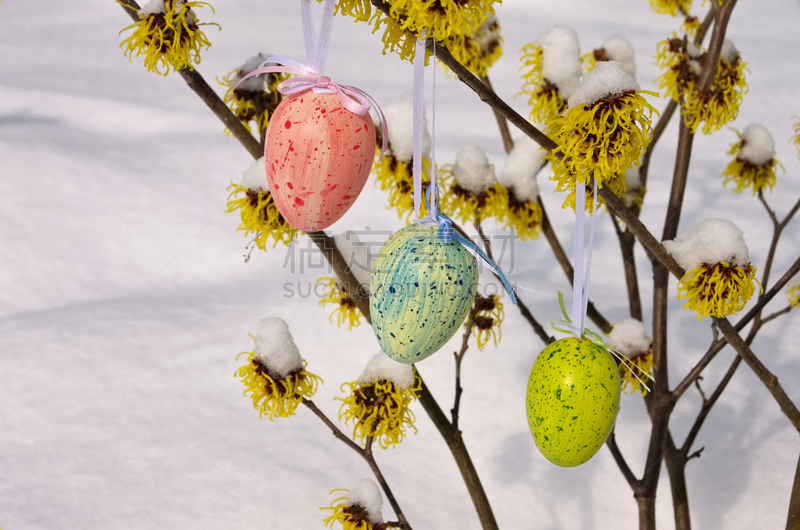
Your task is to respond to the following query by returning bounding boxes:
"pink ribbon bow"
[235,55,389,158]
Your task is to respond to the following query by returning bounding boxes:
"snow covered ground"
[2,0,800,528]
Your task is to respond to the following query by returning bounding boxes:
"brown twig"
[480,75,514,153]
[787,450,800,530]
[451,301,478,430]
[605,429,640,490]
[610,211,643,320]
[413,370,499,530]
[118,0,262,159]
[304,400,411,529]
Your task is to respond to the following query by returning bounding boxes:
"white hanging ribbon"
[571,179,599,338]
[412,31,427,222]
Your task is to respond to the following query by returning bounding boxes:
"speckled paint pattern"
[265,91,375,232]
[526,337,621,467]
[370,225,478,364]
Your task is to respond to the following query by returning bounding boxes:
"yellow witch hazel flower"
[218,53,287,136]
[120,0,219,75]
[657,36,748,134]
[787,281,800,307]
[549,61,658,213]
[519,27,582,126]
[235,318,323,420]
[439,143,508,225]
[318,278,361,329]
[325,0,498,63]
[317,232,373,330]
[663,218,761,320]
[447,15,503,77]
[499,137,545,240]
[793,118,800,159]
[338,354,419,449]
[681,16,700,38]
[722,124,783,195]
[226,158,298,252]
[374,94,432,222]
[582,35,636,78]
[607,319,654,396]
[323,479,397,530]
[472,294,504,350]
[682,40,748,134]
[649,0,692,16]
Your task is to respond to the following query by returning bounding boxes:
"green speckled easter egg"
[370,224,478,364]
[526,337,621,467]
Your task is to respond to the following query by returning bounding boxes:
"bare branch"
[480,75,514,153]
[413,370,499,530]
[605,429,640,490]
[364,437,411,529]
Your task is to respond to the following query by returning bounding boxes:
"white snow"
[139,0,167,16]
[737,123,775,166]
[686,40,703,60]
[688,59,702,76]
[607,319,651,356]
[568,60,640,108]
[601,35,636,77]
[624,167,641,207]
[453,143,496,195]
[253,317,303,378]
[240,157,268,191]
[663,218,751,270]
[721,39,738,64]
[537,26,582,99]
[233,53,274,92]
[332,232,372,285]
[499,137,544,202]
[382,93,431,163]
[345,479,384,525]
[357,353,415,390]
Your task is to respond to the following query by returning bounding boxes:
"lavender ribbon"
[234,0,388,157]
[571,179,599,338]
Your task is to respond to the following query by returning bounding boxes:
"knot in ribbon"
[421,185,518,304]
[235,55,389,158]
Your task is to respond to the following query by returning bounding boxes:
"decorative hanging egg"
[526,337,621,467]
[265,91,376,232]
[370,225,478,364]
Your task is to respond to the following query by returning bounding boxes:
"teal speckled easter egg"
[526,337,621,467]
[370,224,478,364]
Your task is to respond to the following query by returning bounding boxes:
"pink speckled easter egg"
[265,91,376,231]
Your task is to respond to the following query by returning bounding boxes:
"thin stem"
[414,370,499,530]
[475,220,554,344]
[605,429,640,490]
[639,100,677,190]
[304,401,411,529]
[712,317,800,433]
[303,399,365,456]
[761,305,792,325]
[787,449,800,530]
[452,302,477,430]
[364,436,410,529]
[481,75,514,153]
[697,0,738,94]
[671,258,800,403]
[118,0,262,158]
[680,355,742,457]
[610,212,643,320]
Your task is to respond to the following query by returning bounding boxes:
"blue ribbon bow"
[420,185,518,304]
